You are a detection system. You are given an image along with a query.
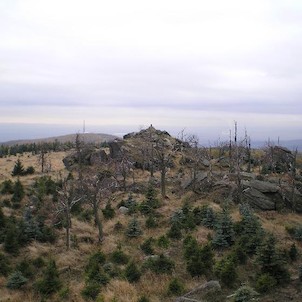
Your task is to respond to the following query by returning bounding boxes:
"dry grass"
[1,147,302,302]
[0,151,67,183]
[0,289,37,302]
[258,211,302,250]
[102,279,138,301]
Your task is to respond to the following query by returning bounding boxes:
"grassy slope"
[0,151,302,301]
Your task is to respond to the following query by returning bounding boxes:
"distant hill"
[252,139,302,151]
[1,133,118,146]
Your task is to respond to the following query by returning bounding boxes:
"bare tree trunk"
[229,129,233,173]
[41,151,45,173]
[66,207,71,250]
[234,121,242,203]
[161,165,166,198]
[93,200,103,243]
[150,143,154,178]
[291,148,298,211]
[75,133,83,182]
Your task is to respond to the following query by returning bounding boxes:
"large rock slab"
[243,187,276,210]
[280,184,302,213]
[90,150,108,165]
[108,141,123,159]
[242,180,278,193]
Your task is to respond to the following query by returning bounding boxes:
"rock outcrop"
[175,280,222,302]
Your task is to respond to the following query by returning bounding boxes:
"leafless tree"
[154,139,173,198]
[83,170,116,243]
[113,148,133,191]
[245,129,252,173]
[75,133,84,182]
[56,178,83,250]
[291,148,298,211]
[38,143,51,173]
[229,121,250,203]
[185,134,203,191]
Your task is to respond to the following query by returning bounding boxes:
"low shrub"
[140,237,155,255]
[110,248,129,265]
[125,261,141,283]
[167,278,185,295]
[6,270,28,289]
[81,281,101,300]
[255,273,277,293]
[144,254,175,275]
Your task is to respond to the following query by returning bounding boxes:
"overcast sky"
[1,0,302,142]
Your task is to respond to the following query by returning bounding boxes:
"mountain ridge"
[0,132,118,146]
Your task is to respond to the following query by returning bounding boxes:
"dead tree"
[56,179,83,250]
[186,134,203,191]
[154,139,173,198]
[291,148,298,211]
[231,121,248,203]
[83,171,116,243]
[149,127,155,178]
[234,121,242,202]
[75,133,84,182]
[38,143,51,173]
[245,130,252,173]
[113,148,133,191]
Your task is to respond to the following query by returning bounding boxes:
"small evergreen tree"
[214,255,237,287]
[212,209,235,249]
[81,281,101,300]
[157,235,170,249]
[84,250,110,291]
[1,179,14,194]
[202,206,216,228]
[125,261,141,283]
[144,254,175,275]
[145,214,158,228]
[0,252,11,276]
[11,178,25,209]
[145,182,159,208]
[122,193,138,214]
[126,217,143,237]
[86,251,106,272]
[35,259,61,296]
[236,203,264,255]
[110,247,129,265]
[255,273,277,293]
[6,270,28,289]
[289,243,298,262]
[25,166,35,175]
[140,182,159,214]
[11,159,25,176]
[192,205,208,225]
[140,237,155,255]
[102,201,115,220]
[182,204,196,230]
[0,206,6,242]
[167,278,185,295]
[167,222,182,240]
[256,234,290,285]
[184,236,214,277]
[22,207,42,243]
[16,258,35,279]
[4,222,19,255]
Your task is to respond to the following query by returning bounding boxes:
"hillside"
[0,126,302,302]
[1,132,118,146]
[252,139,302,152]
